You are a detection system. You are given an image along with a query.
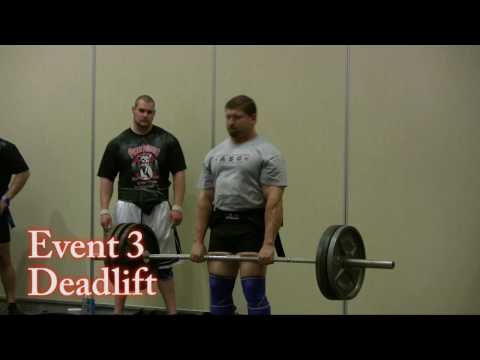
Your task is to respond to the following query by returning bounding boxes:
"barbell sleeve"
[342,258,395,269]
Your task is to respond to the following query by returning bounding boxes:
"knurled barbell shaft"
[146,253,395,269]
[147,254,315,264]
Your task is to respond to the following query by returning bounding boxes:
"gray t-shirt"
[197,136,287,211]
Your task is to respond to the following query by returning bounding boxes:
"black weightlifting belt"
[209,208,285,257]
[118,187,168,215]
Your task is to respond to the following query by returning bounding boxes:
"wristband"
[100,209,110,216]
[172,205,183,213]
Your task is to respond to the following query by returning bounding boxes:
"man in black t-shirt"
[97,95,187,315]
[0,138,30,315]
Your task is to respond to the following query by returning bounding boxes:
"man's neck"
[230,131,257,145]
[131,124,153,135]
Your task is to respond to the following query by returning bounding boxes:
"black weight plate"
[108,223,160,292]
[120,223,160,265]
[316,225,343,300]
[117,223,141,266]
[133,223,160,268]
[103,223,131,267]
[327,225,366,300]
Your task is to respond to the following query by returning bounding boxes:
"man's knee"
[241,276,271,315]
[209,274,236,315]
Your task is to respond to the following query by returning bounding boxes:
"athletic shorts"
[0,220,10,244]
[115,200,181,270]
[209,218,264,254]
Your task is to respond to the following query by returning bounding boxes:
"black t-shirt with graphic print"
[97,126,186,193]
[0,138,29,196]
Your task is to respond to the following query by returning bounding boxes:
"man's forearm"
[100,178,114,210]
[264,200,283,246]
[172,171,186,207]
[195,194,213,244]
[3,171,30,200]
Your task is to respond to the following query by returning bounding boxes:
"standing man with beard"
[97,95,186,315]
[191,95,288,315]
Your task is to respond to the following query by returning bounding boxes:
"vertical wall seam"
[342,45,352,315]
[344,46,351,228]
[211,46,217,148]
[89,45,96,284]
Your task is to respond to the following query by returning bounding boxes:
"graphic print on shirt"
[211,152,259,178]
[214,153,250,164]
[128,144,161,186]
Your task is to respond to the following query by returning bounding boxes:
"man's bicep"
[7,144,29,174]
[97,143,119,181]
[99,177,114,185]
[197,158,215,190]
[14,169,30,177]
[97,171,116,182]
[172,170,186,181]
[168,138,187,174]
[260,154,288,188]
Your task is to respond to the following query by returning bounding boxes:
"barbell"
[99,223,395,301]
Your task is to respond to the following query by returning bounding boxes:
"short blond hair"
[134,95,155,108]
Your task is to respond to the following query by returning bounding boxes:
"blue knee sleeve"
[241,277,271,315]
[209,274,236,315]
[157,268,173,281]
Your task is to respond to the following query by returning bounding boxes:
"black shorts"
[0,221,11,244]
[209,221,264,254]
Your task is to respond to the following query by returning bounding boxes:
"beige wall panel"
[216,46,346,314]
[349,46,480,314]
[0,46,92,302]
